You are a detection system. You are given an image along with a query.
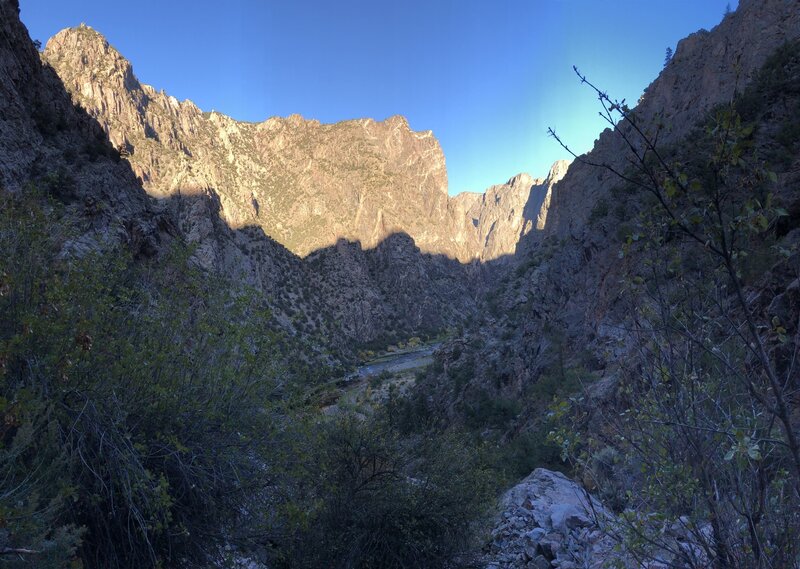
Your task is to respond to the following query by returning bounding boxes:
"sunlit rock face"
[0,4,480,350]
[33,22,576,348]
[452,160,570,262]
[43,25,566,262]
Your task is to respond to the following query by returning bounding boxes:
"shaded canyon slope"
[425,0,800,418]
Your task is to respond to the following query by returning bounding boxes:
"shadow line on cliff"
[5,15,543,351]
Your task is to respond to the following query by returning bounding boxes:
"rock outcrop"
[483,469,618,569]
[484,469,715,569]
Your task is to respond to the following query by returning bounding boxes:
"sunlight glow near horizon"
[21,0,736,195]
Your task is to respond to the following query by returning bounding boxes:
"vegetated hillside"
[0,190,493,569]
[405,0,800,565]
[419,0,800,424]
[0,1,496,567]
[42,24,566,264]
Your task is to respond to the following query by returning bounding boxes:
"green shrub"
[490,429,567,482]
[271,412,492,569]
[0,192,283,568]
[0,399,84,568]
[447,354,474,390]
[463,389,521,430]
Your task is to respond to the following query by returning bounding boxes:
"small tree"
[664,46,674,67]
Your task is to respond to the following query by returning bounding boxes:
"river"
[350,342,442,380]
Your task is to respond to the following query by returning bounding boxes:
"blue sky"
[21,1,736,194]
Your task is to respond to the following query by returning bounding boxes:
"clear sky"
[20,0,736,195]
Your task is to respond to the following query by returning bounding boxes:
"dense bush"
[463,389,520,431]
[486,428,566,482]
[0,192,282,567]
[0,190,497,568]
[267,411,492,569]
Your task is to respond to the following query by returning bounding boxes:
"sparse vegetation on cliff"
[548,40,800,568]
[0,190,492,568]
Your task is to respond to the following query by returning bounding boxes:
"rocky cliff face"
[546,0,800,345]
[454,161,570,262]
[429,0,800,391]
[0,0,164,257]
[42,25,565,264]
[25,21,576,350]
[0,0,483,352]
[544,0,800,240]
[0,0,337,350]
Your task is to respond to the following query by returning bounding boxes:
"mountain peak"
[36,21,568,264]
[384,114,410,129]
[47,23,113,56]
[506,172,532,186]
[546,159,571,182]
[44,24,140,94]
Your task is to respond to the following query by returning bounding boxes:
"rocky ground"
[483,469,617,569]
